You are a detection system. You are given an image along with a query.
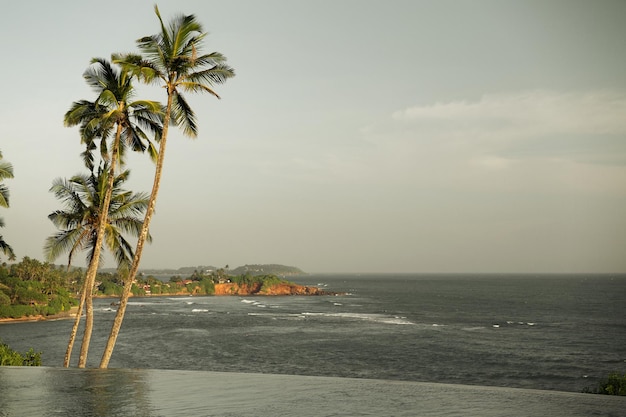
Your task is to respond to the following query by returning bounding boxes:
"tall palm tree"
[100,6,234,367]
[64,58,163,367]
[0,150,15,261]
[45,166,151,367]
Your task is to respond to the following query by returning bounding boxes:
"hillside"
[117,264,306,278]
[228,264,305,277]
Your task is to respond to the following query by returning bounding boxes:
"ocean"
[1,273,625,416]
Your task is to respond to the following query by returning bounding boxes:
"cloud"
[232,90,626,197]
[389,90,626,166]
[392,90,626,137]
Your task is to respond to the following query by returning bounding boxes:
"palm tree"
[45,165,151,367]
[0,150,15,261]
[64,58,163,367]
[100,6,235,368]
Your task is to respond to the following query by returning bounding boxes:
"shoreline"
[0,306,79,325]
[0,284,342,324]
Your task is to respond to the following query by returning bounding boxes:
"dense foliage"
[0,258,78,319]
[0,339,41,366]
[0,257,295,320]
[230,274,286,292]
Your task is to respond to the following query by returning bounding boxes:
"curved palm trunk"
[100,91,173,368]
[75,123,124,368]
[63,278,87,367]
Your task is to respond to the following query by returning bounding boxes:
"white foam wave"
[462,326,486,331]
[301,312,414,325]
[191,309,209,313]
[248,312,306,319]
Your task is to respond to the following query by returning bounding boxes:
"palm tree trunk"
[100,91,173,368]
[76,123,123,368]
[63,277,87,367]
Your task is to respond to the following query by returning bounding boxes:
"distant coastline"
[0,281,340,324]
[0,306,79,324]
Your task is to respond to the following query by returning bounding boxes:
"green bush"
[0,291,10,306]
[597,373,626,395]
[0,340,42,366]
[98,280,123,296]
[0,304,38,319]
[230,274,288,289]
[198,278,215,295]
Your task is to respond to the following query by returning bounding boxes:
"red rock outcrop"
[214,282,337,296]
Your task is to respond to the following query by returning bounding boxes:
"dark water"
[1,274,625,394]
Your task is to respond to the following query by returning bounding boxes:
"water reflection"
[1,367,155,417]
[0,367,624,417]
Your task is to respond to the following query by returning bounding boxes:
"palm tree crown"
[114,5,235,137]
[64,58,164,171]
[45,165,151,270]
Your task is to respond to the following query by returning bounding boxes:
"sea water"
[1,274,625,415]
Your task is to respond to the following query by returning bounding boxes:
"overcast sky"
[1,0,625,273]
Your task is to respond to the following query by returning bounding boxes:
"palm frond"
[171,91,198,137]
[185,64,235,88]
[0,185,9,208]
[0,161,14,181]
[0,238,15,261]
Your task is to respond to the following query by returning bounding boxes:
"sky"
[0,0,625,273]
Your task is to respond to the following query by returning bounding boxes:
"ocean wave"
[248,312,306,320]
[301,312,415,325]
[462,326,487,331]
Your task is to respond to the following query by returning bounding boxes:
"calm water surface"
[1,367,624,417]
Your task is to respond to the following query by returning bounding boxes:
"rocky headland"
[213,282,341,296]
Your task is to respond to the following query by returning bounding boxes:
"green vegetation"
[0,258,78,319]
[230,274,286,292]
[0,339,41,366]
[0,259,302,320]
[584,372,626,396]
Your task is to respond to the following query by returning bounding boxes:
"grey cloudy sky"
[1,0,625,273]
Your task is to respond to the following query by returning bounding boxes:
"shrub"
[0,340,42,366]
[598,373,626,396]
[0,304,37,319]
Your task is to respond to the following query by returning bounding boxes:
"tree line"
[0,5,234,368]
[0,257,294,319]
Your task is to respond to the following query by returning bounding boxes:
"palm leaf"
[171,90,198,137]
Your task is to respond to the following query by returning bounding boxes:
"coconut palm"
[64,58,163,367]
[45,165,151,367]
[100,6,234,367]
[45,167,151,271]
[0,150,15,261]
